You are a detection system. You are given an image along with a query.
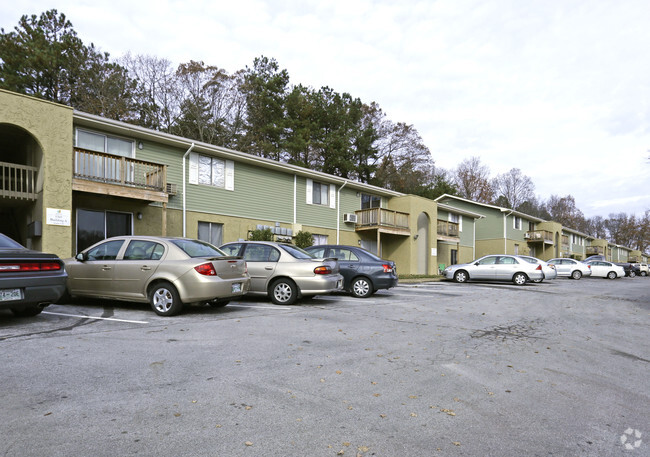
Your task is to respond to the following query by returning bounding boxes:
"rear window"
[171,239,226,258]
[279,244,314,259]
[0,234,24,249]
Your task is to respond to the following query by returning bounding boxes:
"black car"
[304,245,398,298]
[0,233,67,316]
[616,263,640,278]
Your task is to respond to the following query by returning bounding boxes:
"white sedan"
[584,260,626,279]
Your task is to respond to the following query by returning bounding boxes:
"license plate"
[232,283,242,293]
[0,288,22,302]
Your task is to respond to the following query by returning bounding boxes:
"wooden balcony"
[525,230,554,244]
[72,148,168,203]
[0,161,38,201]
[586,246,604,255]
[355,208,410,236]
[437,220,459,241]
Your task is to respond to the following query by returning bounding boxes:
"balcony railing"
[0,161,38,200]
[586,246,604,255]
[73,148,166,192]
[437,220,459,238]
[355,208,409,230]
[525,230,554,243]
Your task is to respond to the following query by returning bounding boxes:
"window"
[514,244,519,255]
[86,240,125,261]
[189,153,234,190]
[450,249,458,265]
[198,222,223,247]
[449,213,463,232]
[329,248,359,261]
[170,239,225,258]
[77,209,132,253]
[306,178,335,208]
[76,129,134,157]
[243,244,280,262]
[513,216,522,230]
[124,240,165,261]
[312,234,328,245]
[361,194,381,209]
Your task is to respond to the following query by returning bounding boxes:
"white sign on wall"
[431,248,437,256]
[46,208,71,226]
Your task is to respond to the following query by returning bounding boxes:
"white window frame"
[306,178,336,208]
[448,213,463,232]
[75,128,135,157]
[189,152,234,190]
[513,216,522,230]
[312,234,328,245]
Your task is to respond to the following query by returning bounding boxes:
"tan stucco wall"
[0,90,74,257]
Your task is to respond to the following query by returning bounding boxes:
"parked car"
[585,260,626,279]
[304,244,398,297]
[0,233,67,317]
[517,255,557,282]
[547,258,592,279]
[219,241,343,304]
[442,254,544,285]
[64,236,249,316]
[615,262,640,278]
[631,263,648,277]
[584,254,606,262]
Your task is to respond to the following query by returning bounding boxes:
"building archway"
[417,212,430,274]
[0,123,42,246]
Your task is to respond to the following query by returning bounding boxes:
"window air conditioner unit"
[166,183,178,195]
[524,233,531,239]
[343,213,358,223]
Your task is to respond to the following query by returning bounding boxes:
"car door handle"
[265,266,274,270]
[102,266,112,271]
[141,266,152,271]
[347,264,357,268]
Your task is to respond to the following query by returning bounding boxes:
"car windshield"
[171,239,226,258]
[519,257,538,264]
[0,234,24,249]
[279,244,314,259]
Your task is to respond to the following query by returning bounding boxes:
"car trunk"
[207,256,247,279]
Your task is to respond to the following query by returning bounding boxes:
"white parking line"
[228,304,292,310]
[42,311,149,324]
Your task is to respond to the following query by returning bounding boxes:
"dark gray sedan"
[304,245,398,298]
[0,233,67,316]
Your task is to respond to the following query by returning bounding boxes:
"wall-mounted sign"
[46,208,71,226]
[431,248,437,256]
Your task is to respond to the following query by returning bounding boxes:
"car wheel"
[148,282,183,316]
[571,270,582,280]
[532,278,543,283]
[453,270,468,283]
[607,271,617,280]
[512,272,527,285]
[351,277,373,298]
[270,278,298,305]
[629,271,636,278]
[11,306,43,317]
[641,271,647,277]
[208,299,230,308]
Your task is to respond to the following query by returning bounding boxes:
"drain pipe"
[336,180,348,244]
[182,143,195,238]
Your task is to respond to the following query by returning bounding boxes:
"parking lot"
[1,277,648,456]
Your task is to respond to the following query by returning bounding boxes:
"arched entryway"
[0,123,42,247]
[417,212,430,274]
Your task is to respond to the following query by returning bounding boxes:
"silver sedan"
[220,241,344,304]
[443,254,544,285]
[517,255,558,282]
[547,258,592,279]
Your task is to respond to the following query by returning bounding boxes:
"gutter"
[182,143,195,237]
[336,180,348,244]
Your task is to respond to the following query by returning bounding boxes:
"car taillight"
[536,265,542,271]
[0,262,62,272]
[195,262,217,276]
[383,264,394,273]
[314,266,332,275]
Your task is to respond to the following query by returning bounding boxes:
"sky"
[2,0,649,220]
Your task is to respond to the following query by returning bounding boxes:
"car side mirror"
[76,252,86,261]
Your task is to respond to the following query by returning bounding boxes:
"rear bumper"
[0,275,67,310]
[175,274,251,303]
[295,274,344,296]
[371,275,399,290]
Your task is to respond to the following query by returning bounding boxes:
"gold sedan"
[64,236,249,316]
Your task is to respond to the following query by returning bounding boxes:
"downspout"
[182,142,195,238]
[336,180,348,244]
[503,210,513,254]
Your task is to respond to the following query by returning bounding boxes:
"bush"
[249,228,274,241]
[294,231,313,249]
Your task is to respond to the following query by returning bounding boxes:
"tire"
[269,278,298,305]
[208,299,229,308]
[641,271,647,277]
[628,271,636,278]
[11,306,43,317]
[512,272,527,286]
[571,270,582,280]
[607,271,617,280]
[148,282,183,316]
[453,270,468,283]
[532,278,543,283]
[350,277,373,298]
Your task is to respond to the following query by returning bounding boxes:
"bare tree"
[492,168,534,210]
[545,195,586,230]
[453,156,494,203]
